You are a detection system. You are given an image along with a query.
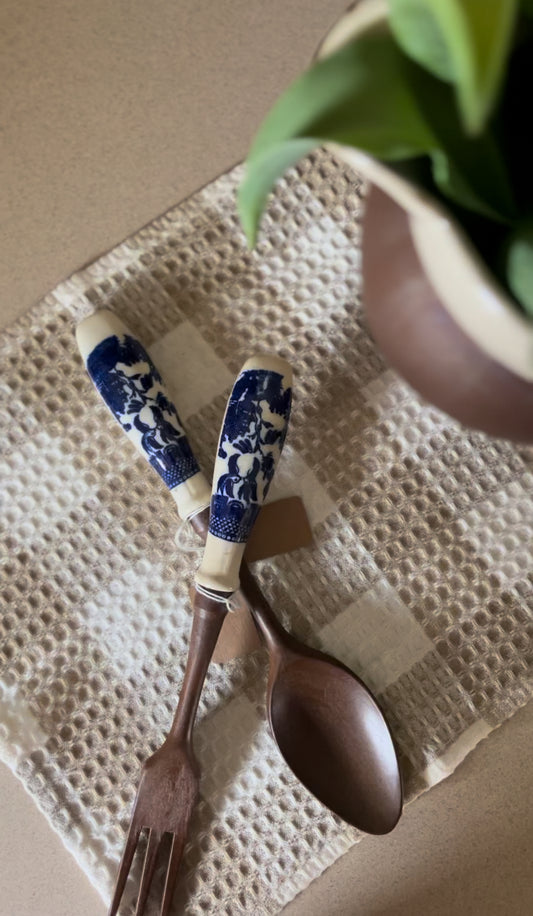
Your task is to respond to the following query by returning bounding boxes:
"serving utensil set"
[77,310,402,915]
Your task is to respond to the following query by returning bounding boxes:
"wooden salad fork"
[77,312,292,915]
[106,583,219,915]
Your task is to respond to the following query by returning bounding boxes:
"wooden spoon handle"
[76,309,211,519]
[196,355,292,595]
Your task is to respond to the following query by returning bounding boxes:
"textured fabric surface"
[1,150,532,914]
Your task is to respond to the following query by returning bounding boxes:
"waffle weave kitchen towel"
[1,150,532,914]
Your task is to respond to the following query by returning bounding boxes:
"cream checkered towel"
[1,150,532,914]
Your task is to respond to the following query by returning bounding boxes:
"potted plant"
[238,0,533,441]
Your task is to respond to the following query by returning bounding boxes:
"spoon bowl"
[270,654,401,833]
[240,565,403,833]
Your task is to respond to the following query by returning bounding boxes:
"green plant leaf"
[388,0,519,134]
[401,55,516,220]
[238,139,317,247]
[388,0,455,81]
[502,220,533,315]
[247,30,436,161]
[239,29,436,245]
[430,151,510,221]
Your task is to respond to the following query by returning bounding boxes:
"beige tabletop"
[1,2,532,914]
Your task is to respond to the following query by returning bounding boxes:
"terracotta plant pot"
[317,0,533,441]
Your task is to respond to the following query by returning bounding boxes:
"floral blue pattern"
[210,368,291,543]
[86,334,200,489]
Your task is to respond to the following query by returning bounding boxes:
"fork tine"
[135,828,162,916]
[160,832,187,916]
[108,820,141,916]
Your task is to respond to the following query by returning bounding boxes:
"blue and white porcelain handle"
[196,354,292,595]
[75,309,212,520]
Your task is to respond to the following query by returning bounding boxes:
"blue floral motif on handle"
[86,333,200,489]
[210,368,292,543]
